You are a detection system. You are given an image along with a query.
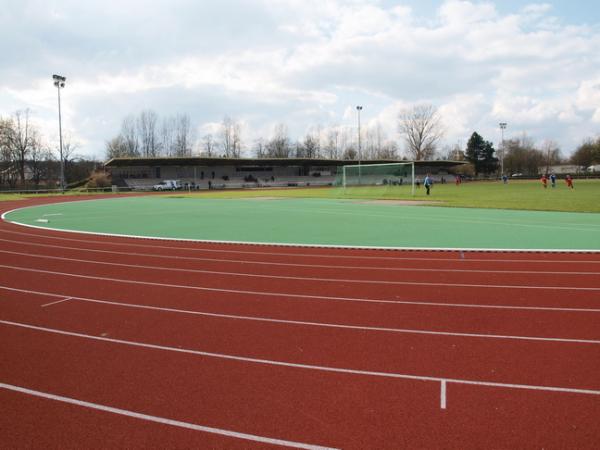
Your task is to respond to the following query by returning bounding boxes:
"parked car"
[511,173,523,177]
[153,180,181,191]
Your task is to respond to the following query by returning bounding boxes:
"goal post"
[337,162,415,195]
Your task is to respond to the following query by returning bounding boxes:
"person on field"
[424,174,433,195]
[565,174,574,189]
[502,174,508,184]
[455,175,461,186]
[541,174,548,189]
[550,173,557,188]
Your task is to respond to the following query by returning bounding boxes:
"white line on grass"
[1,253,599,291]
[2,320,599,400]
[0,239,598,275]
[3,209,600,254]
[0,382,337,450]
[1,286,597,344]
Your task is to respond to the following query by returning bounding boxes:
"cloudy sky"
[1,0,600,159]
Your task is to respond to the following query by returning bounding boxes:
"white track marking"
[6,216,600,253]
[0,239,598,275]
[2,320,600,399]
[2,228,600,263]
[440,380,447,409]
[2,253,600,291]
[41,297,72,308]
[2,286,598,344]
[0,382,337,450]
[2,284,598,314]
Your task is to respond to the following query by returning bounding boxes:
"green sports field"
[4,180,600,251]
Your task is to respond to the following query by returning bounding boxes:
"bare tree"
[121,115,140,157]
[173,114,193,157]
[254,137,266,158]
[4,110,38,184]
[541,140,561,174]
[201,134,215,157]
[324,127,340,159]
[105,136,129,159]
[398,104,444,160]
[160,116,175,156]
[137,110,160,157]
[232,121,242,158]
[220,116,242,158]
[266,124,292,158]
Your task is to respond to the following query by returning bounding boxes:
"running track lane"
[0,198,599,448]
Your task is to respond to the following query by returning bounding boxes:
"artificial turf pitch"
[4,196,600,251]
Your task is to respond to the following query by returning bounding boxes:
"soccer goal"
[337,162,415,195]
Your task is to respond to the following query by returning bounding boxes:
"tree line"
[0,109,99,189]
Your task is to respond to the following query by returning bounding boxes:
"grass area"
[2,179,598,213]
[172,179,600,213]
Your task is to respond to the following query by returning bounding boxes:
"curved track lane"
[1,196,599,449]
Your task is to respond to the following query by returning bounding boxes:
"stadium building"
[105,157,465,190]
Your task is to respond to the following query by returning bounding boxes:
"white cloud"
[2,0,600,158]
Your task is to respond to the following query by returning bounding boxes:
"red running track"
[1,195,599,449]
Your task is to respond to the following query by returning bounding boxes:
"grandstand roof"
[105,157,465,168]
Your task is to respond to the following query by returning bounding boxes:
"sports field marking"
[41,297,72,308]
[3,264,600,325]
[0,239,598,275]
[2,286,597,344]
[2,252,599,291]
[6,217,600,252]
[0,382,336,450]
[2,284,597,315]
[2,320,600,407]
[2,228,600,263]
[441,380,447,409]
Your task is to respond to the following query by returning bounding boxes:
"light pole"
[53,74,66,192]
[499,122,507,176]
[356,105,362,184]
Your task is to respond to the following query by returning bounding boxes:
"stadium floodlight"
[356,106,363,183]
[499,122,507,176]
[53,74,67,192]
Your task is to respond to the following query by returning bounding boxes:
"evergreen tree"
[465,132,498,175]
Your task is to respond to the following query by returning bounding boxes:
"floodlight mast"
[356,106,362,184]
[499,122,507,176]
[53,74,66,193]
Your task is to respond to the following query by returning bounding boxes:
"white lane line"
[1,286,598,344]
[3,264,600,319]
[6,216,600,253]
[2,228,600,264]
[41,297,72,308]
[0,382,337,450]
[2,255,600,291]
[1,320,600,399]
[440,380,447,410]
[3,284,599,314]
[1,238,598,275]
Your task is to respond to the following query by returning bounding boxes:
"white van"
[152,180,181,191]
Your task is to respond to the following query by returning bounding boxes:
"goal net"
[336,162,415,195]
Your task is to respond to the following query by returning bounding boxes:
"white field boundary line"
[2,252,600,291]
[3,209,600,254]
[0,382,336,450]
[2,319,600,408]
[2,227,600,264]
[2,286,598,344]
[2,284,599,313]
[0,238,598,276]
